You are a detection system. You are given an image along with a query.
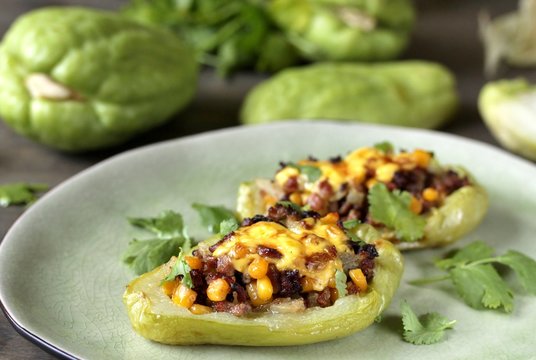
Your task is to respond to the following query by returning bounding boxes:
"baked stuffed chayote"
[124,204,403,345]
[267,0,415,62]
[478,78,536,161]
[240,61,458,129]
[237,145,488,250]
[0,7,198,151]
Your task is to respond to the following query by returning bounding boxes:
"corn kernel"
[301,277,315,292]
[256,276,274,301]
[172,284,197,308]
[366,178,378,189]
[206,278,230,302]
[246,282,271,306]
[409,196,423,214]
[328,276,337,288]
[189,304,213,315]
[248,256,269,279]
[411,149,432,168]
[322,212,339,224]
[184,256,202,270]
[375,163,400,182]
[161,279,179,297]
[422,187,439,202]
[232,242,249,258]
[349,268,368,292]
[289,192,303,206]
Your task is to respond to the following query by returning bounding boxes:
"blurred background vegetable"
[479,0,536,77]
[479,78,536,161]
[122,0,302,76]
[267,0,415,62]
[241,61,458,129]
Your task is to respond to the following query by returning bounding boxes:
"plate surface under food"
[1,122,535,359]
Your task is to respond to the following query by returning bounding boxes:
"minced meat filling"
[162,204,378,316]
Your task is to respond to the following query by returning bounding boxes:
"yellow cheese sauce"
[212,214,351,291]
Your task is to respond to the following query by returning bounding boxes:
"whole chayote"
[0,7,198,151]
[479,78,536,161]
[267,0,415,62]
[241,61,459,129]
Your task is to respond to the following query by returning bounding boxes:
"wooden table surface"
[0,0,532,359]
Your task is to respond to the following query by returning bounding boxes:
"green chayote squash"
[0,7,198,151]
[478,78,536,161]
[123,237,403,346]
[266,0,415,62]
[240,61,459,129]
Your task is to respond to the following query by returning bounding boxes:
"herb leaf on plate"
[401,300,456,345]
[192,203,238,234]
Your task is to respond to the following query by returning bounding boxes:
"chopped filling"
[162,204,378,316]
[265,146,470,222]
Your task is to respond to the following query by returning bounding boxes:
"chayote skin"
[266,0,415,62]
[0,7,198,151]
[240,61,459,129]
[478,78,536,161]
[123,237,403,346]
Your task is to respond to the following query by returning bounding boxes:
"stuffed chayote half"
[124,204,403,345]
[479,78,536,161]
[237,145,488,250]
[266,0,415,62]
[241,61,459,129]
[0,7,198,151]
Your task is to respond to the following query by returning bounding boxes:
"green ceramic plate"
[1,122,535,359]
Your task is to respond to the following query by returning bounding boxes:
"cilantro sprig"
[368,183,425,242]
[122,210,192,275]
[0,182,48,207]
[192,203,238,235]
[287,162,322,182]
[410,241,536,312]
[163,250,193,287]
[401,300,456,345]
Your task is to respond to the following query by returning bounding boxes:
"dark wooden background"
[0,1,532,359]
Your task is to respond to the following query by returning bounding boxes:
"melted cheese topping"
[212,214,350,291]
[275,146,431,196]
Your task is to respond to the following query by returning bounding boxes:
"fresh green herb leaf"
[401,300,456,345]
[123,210,192,274]
[495,250,536,295]
[436,241,495,270]
[0,183,48,207]
[335,270,348,298]
[192,203,238,234]
[219,218,239,236]
[122,237,188,275]
[128,210,186,239]
[164,250,193,287]
[368,183,425,242]
[342,220,379,244]
[342,219,361,229]
[450,265,513,312]
[411,241,536,312]
[287,162,323,182]
[276,200,303,213]
[374,141,394,153]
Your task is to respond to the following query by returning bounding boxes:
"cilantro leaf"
[192,203,238,234]
[287,162,322,182]
[128,210,186,239]
[401,300,456,345]
[219,218,239,236]
[164,250,193,287]
[495,250,536,295]
[276,200,304,213]
[368,183,425,242]
[342,219,361,229]
[122,237,188,275]
[436,241,495,270]
[450,265,514,312]
[0,183,48,207]
[374,141,394,153]
[335,270,348,298]
[123,210,192,275]
[342,221,379,245]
